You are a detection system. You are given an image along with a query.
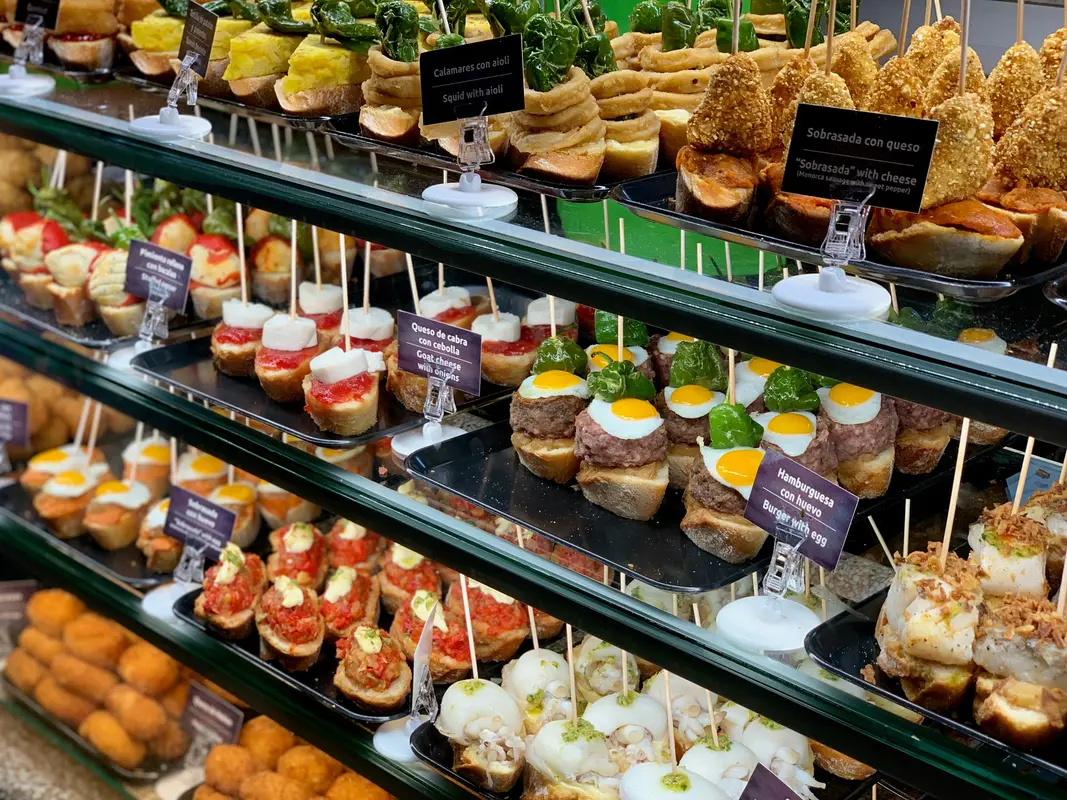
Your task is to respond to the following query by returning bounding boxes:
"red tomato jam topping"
[255,345,319,372]
[528,323,578,345]
[260,588,319,644]
[307,371,374,407]
[483,326,537,356]
[214,324,262,346]
[321,577,371,631]
[327,527,382,568]
[348,336,394,353]
[394,606,470,662]
[40,220,68,254]
[4,212,41,231]
[300,307,343,331]
[436,305,471,325]
[466,586,527,636]
[382,556,438,595]
[203,566,255,616]
[274,530,325,580]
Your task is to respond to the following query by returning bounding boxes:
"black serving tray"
[0,483,169,589]
[406,421,773,593]
[612,172,1067,303]
[2,676,173,782]
[805,591,1067,783]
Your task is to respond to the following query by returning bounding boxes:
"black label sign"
[0,400,29,448]
[0,580,37,624]
[744,449,858,571]
[164,486,235,561]
[125,240,192,311]
[419,34,525,126]
[14,0,61,30]
[180,681,244,745]
[397,310,482,396]
[738,763,803,800]
[782,104,939,214]
[178,2,219,78]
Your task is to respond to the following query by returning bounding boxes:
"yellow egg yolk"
[217,484,254,503]
[611,399,658,421]
[958,328,996,344]
[716,450,764,487]
[767,413,815,435]
[589,345,634,368]
[95,480,129,497]
[747,358,782,378]
[321,448,347,458]
[828,384,875,407]
[158,500,170,513]
[671,385,714,406]
[54,471,86,488]
[141,444,170,463]
[664,332,696,343]
[532,370,582,391]
[31,449,68,465]
[191,454,224,475]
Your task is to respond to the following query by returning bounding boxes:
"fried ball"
[17,626,64,666]
[148,719,190,761]
[117,642,180,696]
[924,93,994,209]
[781,71,855,151]
[988,42,1045,138]
[863,55,927,118]
[206,744,259,795]
[51,652,120,704]
[687,53,773,157]
[4,648,45,693]
[78,710,147,770]
[25,590,85,637]
[24,374,66,406]
[193,786,231,800]
[63,613,129,669]
[105,684,168,741]
[34,677,96,728]
[239,772,313,800]
[161,680,190,719]
[995,86,1067,190]
[3,149,42,189]
[277,746,345,795]
[239,716,297,771]
[1040,28,1067,87]
[770,54,817,146]
[831,31,879,105]
[326,772,395,800]
[926,46,987,110]
[905,17,961,77]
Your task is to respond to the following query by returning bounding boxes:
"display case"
[3,2,1067,799]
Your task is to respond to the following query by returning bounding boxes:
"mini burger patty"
[654,392,708,444]
[762,421,838,477]
[689,458,747,515]
[893,398,953,431]
[510,394,586,440]
[649,334,672,386]
[574,410,667,468]
[822,403,899,462]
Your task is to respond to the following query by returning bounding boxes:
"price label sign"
[738,763,803,800]
[744,448,858,571]
[1007,453,1059,509]
[14,0,61,29]
[419,34,525,126]
[0,580,37,625]
[0,400,29,448]
[178,1,219,78]
[164,486,235,561]
[125,240,193,312]
[396,310,482,396]
[180,681,244,746]
[782,104,939,213]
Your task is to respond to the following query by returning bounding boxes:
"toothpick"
[601,199,609,248]
[362,240,371,314]
[940,417,971,572]
[515,527,540,651]
[90,161,103,222]
[727,349,736,405]
[72,397,91,452]
[934,0,942,22]
[548,295,558,338]
[924,0,931,27]
[272,124,282,162]
[958,0,970,96]
[236,203,248,305]
[603,564,610,585]
[566,625,578,722]
[867,518,897,572]
[730,582,736,602]
[663,672,678,771]
[752,572,759,596]
[725,243,733,282]
[85,402,104,455]
[850,0,856,31]
[889,283,899,314]
[553,0,561,19]
[129,421,144,484]
[248,118,262,158]
[1011,344,1059,513]
[289,220,298,320]
[340,234,350,352]
[226,413,235,484]
[459,575,479,679]
[324,134,335,162]
[680,230,686,270]
[818,566,827,620]
[804,558,810,596]
[124,169,132,225]
[579,0,596,34]
[782,265,790,280]
[620,575,629,696]
[370,151,378,174]
[406,253,422,315]
[696,242,703,276]
[170,436,178,485]
[1016,0,1024,45]
[903,498,911,558]
[487,278,500,322]
[804,0,819,56]
[690,604,719,747]
[306,132,319,167]
[436,0,452,34]
[618,217,626,254]
[438,262,445,294]
[731,0,741,54]
[617,315,624,363]
[898,0,911,60]
[825,0,837,75]
[758,252,765,290]
[312,227,322,289]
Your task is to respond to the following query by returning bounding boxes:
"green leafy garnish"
[629,0,667,33]
[763,366,820,413]
[346,0,379,16]
[435,31,466,47]
[418,13,439,33]
[532,336,586,375]
[201,198,239,240]
[661,1,696,51]
[561,0,605,32]
[312,0,379,51]
[259,0,313,30]
[587,360,656,402]
[481,0,537,37]
[375,0,419,61]
[715,16,759,51]
[594,311,648,347]
[228,0,261,20]
[668,340,726,390]
[708,403,763,449]
[575,31,615,78]
[523,14,580,93]
[784,0,824,49]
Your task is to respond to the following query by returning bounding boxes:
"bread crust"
[894,422,953,475]
[255,601,324,671]
[666,442,699,490]
[454,742,523,793]
[377,569,413,616]
[869,222,1023,279]
[837,446,894,499]
[169,56,233,98]
[389,617,470,683]
[267,550,329,591]
[676,155,756,224]
[360,105,422,145]
[576,459,667,521]
[258,496,320,530]
[654,109,690,165]
[85,505,143,551]
[48,36,116,71]
[601,137,659,181]
[958,418,1008,446]
[194,590,254,639]
[256,352,316,404]
[511,431,579,484]
[251,270,290,305]
[276,83,363,116]
[333,656,411,710]
[47,283,95,326]
[680,487,768,564]
[191,284,240,320]
[228,74,283,109]
[810,741,876,780]
[481,348,535,388]
[513,141,606,186]
[129,48,175,78]
[19,272,54,310]
[211,328,260,377]
[98,303,146,337]
[302,373,379,436]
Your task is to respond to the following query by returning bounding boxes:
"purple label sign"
[744,448,858,571]
[164,486,235,561]
[396,310,482,397]
[125,240,192,312]
[0,400,29,448]
[180,681,244,745]
[178,2,219,78]
[0,580,37,624]
[738,764,803,800]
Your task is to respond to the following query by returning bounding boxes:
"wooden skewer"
[289,221,298,320]
[752,572,759,596]
[72,397,91,452]
[690,604,719,747]
[727,349,736,405]
[228,114,238,148]
[618,217,626,254]
[758,251,765,291]
[804,558,810,597]
[248,118,262,158]
[272,124,282,162]
[306,132,320,167]
[617,315,625,365]
[958,0,970,96]
[1016,0,1024,46]
[825,0,838,76]
[543,194,552,237]
[565,624,578,723]
[459,575,479,680]
[406,253,422,315]
[804,0,819,56]
[548,295,557,338]
[486,278,500,322]
[889,283,899,314]
[236,203,248,305]
[226,412,235,484]
[579,0,596,34]
[601,199,610,249]
[619,575,629,696]
[818,567,827,620]
[935,0,942,22]
[340,234,350,352]
[553,0,560,19]
[90,161,103,222]
[86,402,104,456]
[903,498,911,558]
[730,582,736,602]
[514,527,540,651]
[868,518,897,573]
[851,0,856,31]
[129,422,144,484]
[438,263,445,294]
[696,242,703,276]
[1012,344,1059,513]
[124,168,132,226]
[170,436,178,486]
[363,240,372,314]
[898,0,911,59]
[731,0,741,55]
[725,243,733,282]
[312,227,322,289]
[940,417,971,572]
[924,0,932,27]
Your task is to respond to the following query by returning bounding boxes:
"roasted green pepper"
[629,0,667,34]
[376,0,419,61]
[310,0,379,49]
[668,341,727,391]
[661,2,696,52]
[227,0,261,21]
[433,0,472,37]
[588,360,656,402]
[708,403,764,449]
[482,0,537,37]
[522,14,580,93]
[261,0,314,32]
[715,16,758,51]
[593,311,649,347]
[783,0,824,48]
[575,31,615,77]
[561,0,605,33]
[763,367,820,413]
[436,31,466,47]
[533,336,587,375]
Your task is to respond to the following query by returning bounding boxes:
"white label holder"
[129,53,212,141]
[0,17,54,96]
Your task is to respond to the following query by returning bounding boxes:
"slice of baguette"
[602,136,660,181]
[576,459,667,521]
[48,36,116,71]
[130,48,176,78]
[302,373,379,436]
[98,303,146,337]
[511,431,579,484]
[276,83,363,116]
[514,139,606,186]
[481,348,535,388]
[256,609,323,671]
[334,657,411,710]
[19,272,54,310]
[229,74,283,109]
[168,56,233,98]
[194,591,254,639]
[360,105,421,145]
[48,283,94,327]
[894,422,952,475]
[667,442,699,490]
[190,284,239,320]
[838,446,894,499]
[680,486,768,564]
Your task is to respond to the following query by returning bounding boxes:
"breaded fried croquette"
[863,56,927,117]
[923,93,995,209]
[194,786,231,800]
[781,71,855,151]
[4,648,45,693]
[51,652,120,704]
[995,86,1067,190]
[26,589,86,636]
[239,716,297,770]
[326,772,395,800]
[831,31,879,105]
[926,47,987,109]
[988,43,1045,138]
[117,642,180,696]
[277,745,345,794]
[905,17,961,77]
[161,680,190,719]
[206,744,259,795]
[239,772,314,800]
[78,711,147,770]
[770,55,817,146]
[149,719,190,761]
[62,613,129,669]
[686,53,773,156]
[34,677,96,728]
[17,626,64,666]
[1040,28,1067,87]
[105,684,168,741]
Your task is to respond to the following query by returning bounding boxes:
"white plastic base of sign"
[373,716,419,762]
[155,767,204,800]
[0,72,54,97]
[715,595,821,654]
[421,181,518,221]
[141,581,198,622]
[130,112,211,142]
[771,269,891,320]
[107,341,154,373]
[391,423,465,465]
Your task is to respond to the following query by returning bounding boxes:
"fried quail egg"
[753,411,817,457]
[28,444,89,475]
[957,328,1007,355]
[656,332,697,356]
[42,464,110,499]
[518,370,590,400]
[734,357,783,407]
[587,398,664,439]
[210,483,256,505]
[93,480,151,510]
[663,385,724,419]
[817,383,881,425]
[122,435,170,466]
[176,452,226,483]
[586,344,649,373]
[699,447,765,500]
